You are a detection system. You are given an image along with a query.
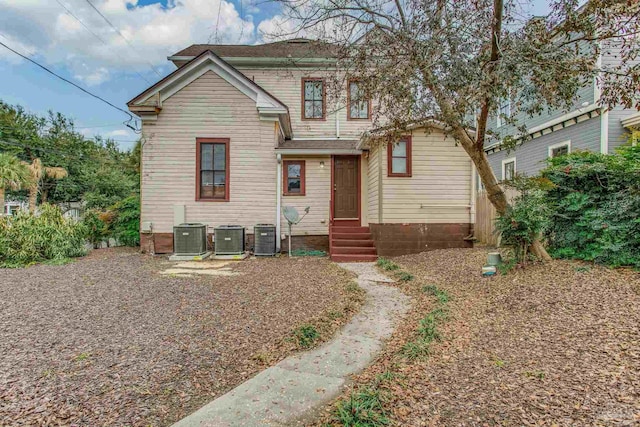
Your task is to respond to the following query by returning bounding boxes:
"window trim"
[195,138,230,202]
[387,136,412,177]
[301,78,326,121]
[282,160,306,196]
[501,157,516,181]
[347,79,371,121]
[548,140,571,158]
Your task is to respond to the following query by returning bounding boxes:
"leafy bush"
[495,176,552,263]
[0,204,87,267]
[82,209,108,249]
[540,145,640,268]
[107,195,140,247]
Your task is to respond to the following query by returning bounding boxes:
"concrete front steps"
[330,225,378,262]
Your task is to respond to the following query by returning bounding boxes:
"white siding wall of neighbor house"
[372,128,472,224]
[236,67,373,139]
[487,115,601,177]
[279,156,331,236]
[140,70,279,234]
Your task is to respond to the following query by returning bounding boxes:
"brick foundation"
[140,232,328,255]
[369,223,472,257]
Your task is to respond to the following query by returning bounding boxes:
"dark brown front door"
[333,156,359,219]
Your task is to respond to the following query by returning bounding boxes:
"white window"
[548,140,571,158]
[497,98,511,128]
[501,157,516,181]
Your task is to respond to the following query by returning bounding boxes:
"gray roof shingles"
[171,39,338,59]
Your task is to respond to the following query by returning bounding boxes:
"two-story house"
[485,39,638,181]
[127,38,476,260]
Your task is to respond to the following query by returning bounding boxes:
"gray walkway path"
[171,262,410,427]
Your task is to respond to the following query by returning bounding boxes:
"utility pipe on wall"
[276,153,282,252]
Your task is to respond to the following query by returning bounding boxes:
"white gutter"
[276,154,282,252]
[621,112,640,128]
[275,148,362,155]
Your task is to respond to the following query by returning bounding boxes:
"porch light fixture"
[319,161,325,168]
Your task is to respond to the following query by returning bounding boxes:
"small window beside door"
[302,78,325,120]
[387,137,412,177]
[197,138,229,201]
[548,141,571,158]
[502,157,516,181]
[283,160,306,196]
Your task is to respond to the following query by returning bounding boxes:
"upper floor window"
[387,136,412,177]
[497,98,511,128]
[548,140,571,158]
[197,138,229,201]
[283,160,306,195]
[302,78,325,120]
[348,80,370,120]
[502,157,516,181]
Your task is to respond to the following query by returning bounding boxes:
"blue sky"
[0,0,550,151]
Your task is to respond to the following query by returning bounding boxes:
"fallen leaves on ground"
[316,248,640,426]
[0,248,358,426]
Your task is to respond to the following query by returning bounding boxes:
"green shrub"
[107,195,140,247]
[495,176,552,263]
[82,209,108,249]
[540,145,640,268]
[0,204,87,267]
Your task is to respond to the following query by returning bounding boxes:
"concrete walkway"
[171,262,410,427]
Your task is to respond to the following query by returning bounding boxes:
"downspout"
[335,108,340,138]
[470,162,477,227]
[276,153,282,252]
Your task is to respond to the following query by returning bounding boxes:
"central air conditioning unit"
[214,225,245,255]
[173,223,207,255]
[254,224,276,256]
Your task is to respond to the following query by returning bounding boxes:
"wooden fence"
[474,189,517,246]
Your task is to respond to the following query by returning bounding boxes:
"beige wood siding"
[236,67,372,139]
[280,156,331,235]
[140,71,279,234]
[371,128,472,224]
[366,149,379,223]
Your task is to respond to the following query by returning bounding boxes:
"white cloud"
[104,129,130,138]
[0,0,257,84]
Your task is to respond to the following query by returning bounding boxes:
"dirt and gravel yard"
[0,248,359,426]
[319,248,640,426]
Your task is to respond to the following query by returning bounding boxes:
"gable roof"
[127,49,292,137]
[170,39,338,61]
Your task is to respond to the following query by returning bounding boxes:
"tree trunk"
[28,182,38,213]
[41,187,49,204]
[450,127,552,261]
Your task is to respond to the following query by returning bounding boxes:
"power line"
[83,0,163,78]
[0,39,134,122]
[54,0,153,85]
[210,0,224,43]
